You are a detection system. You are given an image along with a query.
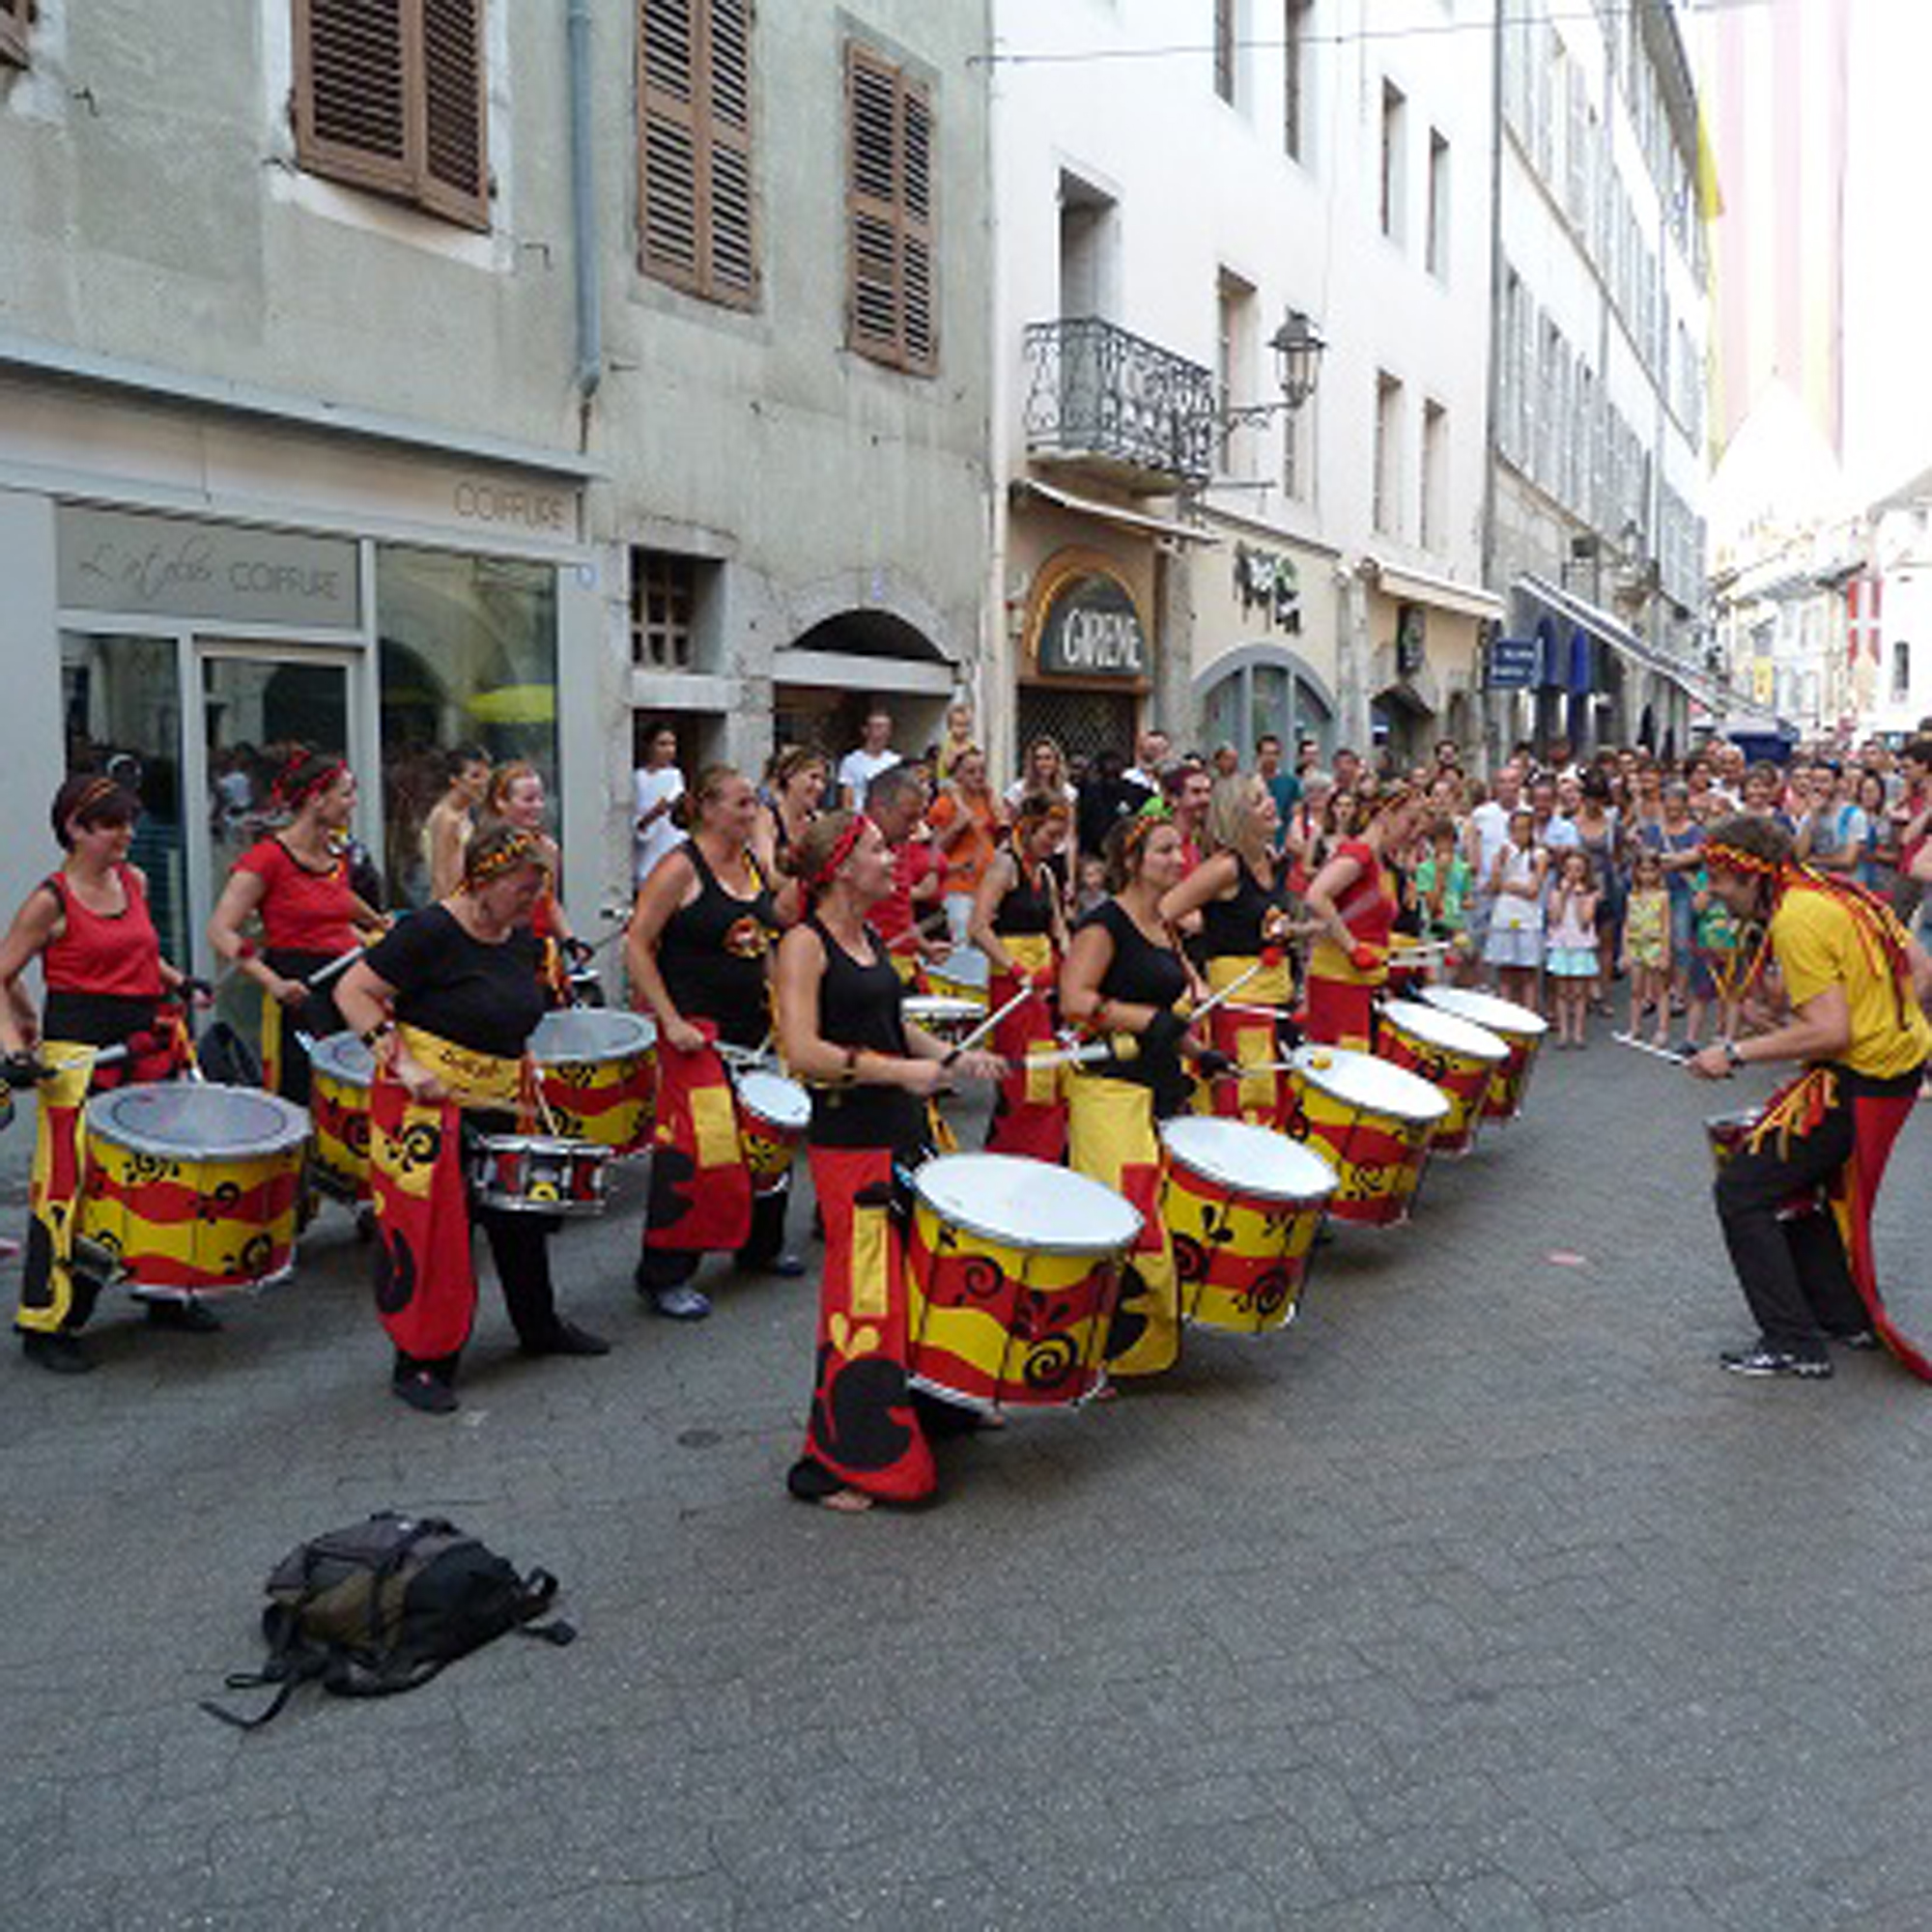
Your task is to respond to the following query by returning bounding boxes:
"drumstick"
[303,946,366,991]
[885,907,955,953]
[1187,957,1267,1027]
[1610,1032,1690,1064]
[946,982,1038,1056]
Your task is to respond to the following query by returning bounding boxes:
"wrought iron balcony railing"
[1022,317,1216,493]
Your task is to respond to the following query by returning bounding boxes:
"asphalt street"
[4,1031,1932,1931]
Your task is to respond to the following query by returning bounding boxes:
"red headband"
[1702,841,1782,881]
[273,754,348,810]
[808,815,872,897]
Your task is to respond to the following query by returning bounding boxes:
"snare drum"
[531,1008,658,1153]
[924,950,989,1011]
[732,1068,810,1195]
[905,1151,1142,1409]
[308,1032,375,1203]
[1285,1047,1449,1227]
[1376,998,1509,1157]
[902,995,983,1045]
[1160,1118,1335,1335]
[1417,985,1548,1122]
[77,1084,309,1297]
[467,1134,611,1216]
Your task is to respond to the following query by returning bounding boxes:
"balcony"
[1022,317,1216,495]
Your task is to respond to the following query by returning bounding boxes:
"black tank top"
[1078,898,1189,1108]
[658,840,781,1049]
[1198,855,1287,960]
[993,848,1059,939]
[807,917,924,1151]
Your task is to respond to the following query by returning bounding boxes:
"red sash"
[1831,1089,1931,1380]
[642,1023,753,1253]
[369,1076,477,1362]
[985,965,1065,1161]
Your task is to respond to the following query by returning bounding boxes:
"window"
[1216,270,1258,478]
[1420,400,1447,552]
[1058,172,1118,322]
[1283,0,1312,160]
[1214,0,1237,104]
[1374,372,1403,536]
[1895,640,1912,704]
[845,42,936,375]
[1426,129,1450,278]
[0,0,30,68]
[631,549,713,669]
[1379,80,1406,243]
[639,0,756,306]
[293,0,489,230]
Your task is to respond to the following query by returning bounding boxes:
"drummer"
[1302,784,1429,1049]
[0,776,202,1371]
[208,747,382,1103]
[751,745,827,888]
[1160,775,1301,1125]
[626,765,799,1320]
[863,765,951,980]
[335,823,610,1415]
[1060,816,1212,1382]
[968,790,1073,1160]
[484,761,591,1002]
[774,810,1004,1509]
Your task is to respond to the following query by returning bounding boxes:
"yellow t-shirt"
[1771,887,1932,1080]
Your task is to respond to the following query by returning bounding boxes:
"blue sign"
[1487,637,1540,689]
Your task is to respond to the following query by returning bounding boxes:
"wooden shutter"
[293,0,489,232]
[639,0,756,306]
[0,0,32,70]
[845,43,936,376]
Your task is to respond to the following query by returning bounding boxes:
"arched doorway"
[774,609,955,765]
[1195,643,1336,765]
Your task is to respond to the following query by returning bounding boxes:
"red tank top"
[42,866,165,999]
[233,838,361,954]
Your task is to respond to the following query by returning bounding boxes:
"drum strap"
[642,1022,753,1254]
[16,1046,99,1334]
[395,1027,526,1114]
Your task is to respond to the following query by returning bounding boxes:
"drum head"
[532,1008,657,1062]
[903,995,982,1028]
[308,1031,375,1085]
[1381,998,1509,1064]
[1160,1117,1336,1204]
[734,1067,810,1129]
[932,951,989,993]
[1293,1046,1451,1123]
[914,1151,1143,1255]
[86,1083,311,1158]
[1419,984,1549,1039]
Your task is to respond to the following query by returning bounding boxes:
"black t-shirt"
[658,841,781,1049]
[1198,856,1289,960]
[1076,898,1190,1112]
[364,905,548,1060]
[806,918,925,1153]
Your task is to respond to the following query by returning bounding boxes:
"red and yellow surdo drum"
[530,1008,658,1155]
[901,994,983,1046]
[308,1031,375,1204]
[1375,998,1510,1157]
[1417,984,1548,1122]
[731,1067,810,1196]
[905,1151,1142,1410]
[1159,1117,1336,1335]
[1705,1107,1821,1223]
[1284,1046,1449,1227]
[77,1084,310,1298]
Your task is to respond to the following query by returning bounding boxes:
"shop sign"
[1487,636,1540,689]
[1234,542,1302,634]
[1037,572,1147,678]
[452,479,573,535]
[58,506,360,627]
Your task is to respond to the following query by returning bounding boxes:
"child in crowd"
[1073,852,1109,921]
[1409,816,1472,975]
[1690,862,1745,1049]
[1620,846,1672,1046]
[1545,849,1600,1047]
[1482,807,1546,1011]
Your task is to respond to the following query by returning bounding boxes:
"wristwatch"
[1723,1038,1744,1071]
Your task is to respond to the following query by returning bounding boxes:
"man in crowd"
[1256,733,1300,843]
[838,708,900,811]
[1122,726,1170,795]
[1078,746,1150,857]
[865,764,949,974]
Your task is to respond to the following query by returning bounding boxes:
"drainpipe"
[567,0,602,421]
[1479,0,1507,772]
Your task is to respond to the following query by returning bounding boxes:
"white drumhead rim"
[913,1151,1143,1255]
[903,995,982,1022]
[1419,984,1549,1039]
[1159,1117,1336,1203]
[1292,1045,1452,1122]
[734,1067,810,1129]
[86,1083,313,1158]
[928,951,990,991]
[308,1031,375,1085]
[1379,999,1510,1064]
[471,1132,611,1157]
[531,1008,658,1063]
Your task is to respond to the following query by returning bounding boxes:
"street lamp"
[1216,309,1327,431]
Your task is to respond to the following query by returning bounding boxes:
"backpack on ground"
[201,1511,574,1730]
[192,1019,262,1090]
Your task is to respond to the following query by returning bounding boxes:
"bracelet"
[1093,997,1114,1030]
[1723,1038,1744,1071]
[234,939,258,963]
[841,1044,862,1086]
[940,1047,961,1070]
[361,1020,396,1050]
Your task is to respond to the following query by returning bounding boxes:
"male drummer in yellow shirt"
[1688,815,1932,1379]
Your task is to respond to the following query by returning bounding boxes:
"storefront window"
[376,548,557,905]
[1198,649,1332,768]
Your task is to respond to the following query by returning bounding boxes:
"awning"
[1362,557,1504,622]
[1011,476,1221,546]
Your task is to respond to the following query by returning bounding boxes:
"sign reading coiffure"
[1036,572,1147,678]
[57,506,361,628]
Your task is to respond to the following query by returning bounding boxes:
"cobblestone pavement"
[4,1034,1932,1931]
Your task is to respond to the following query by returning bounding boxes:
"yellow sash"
[396,1025,526,1112]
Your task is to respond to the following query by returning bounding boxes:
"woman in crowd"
[751,745,828,891]
[336,823,608,1414]
[927,745,1005,946]
[632,724,686,891]
[1061,815,1207,1383]
[421,745,491,902]
[968,790,1073,1160]
[1571,768,1623,1015]
[1639,781,1705,1025]
[208,747,381,1103]
[626,765,797,1320]
[485,761,590,1001]
[776,810,1004,1510]
[1159,774,1297,1126]
[1301,785,1427,1049]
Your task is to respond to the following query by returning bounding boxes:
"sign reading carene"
[1036,569,1147,678]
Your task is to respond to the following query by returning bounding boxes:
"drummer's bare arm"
[209,869,306,1008]
[1061,923,1157,1036]
[1157,851,1236,930]
[967,856,1012,970]
[1304,852,1363,951]
[625,854,705,1052]
[1690,983,1848,1081]
[0,887,60,1055]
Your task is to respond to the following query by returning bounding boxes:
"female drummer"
[0,776,202,1371]
[751,745,828,888]
[208,747,382,1104]
[626,764,798,1320]
[335,822,609,1415]
[1302,784,1428,1050]
[1060,815,1208,1383]
[775,810,1003,1510]
[1160,774,1301,1125]
[485,761,590,1001]
[967,790,1073,1160]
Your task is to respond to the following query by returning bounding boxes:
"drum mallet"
[946,980,1042,1057]
[1610,1032,1690,1065]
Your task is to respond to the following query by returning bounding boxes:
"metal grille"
[1015,688,1139,770]
[631,549,696,668]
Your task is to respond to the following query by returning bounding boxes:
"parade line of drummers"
[4,712,1929,1508]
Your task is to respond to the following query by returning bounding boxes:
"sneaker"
[1833,1329,1880,1351]
[1719,1345,1833,1379]
[742,1252,806,1279]
[649,1284,712,1321]
[390,1369,460,1413]
[145,1296,222,1334]
[522,1319,611,1358]
[20,1329,93,1376]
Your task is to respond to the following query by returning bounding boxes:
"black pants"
[1714,1066,1914,1355]
[635,1187,787,1290]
